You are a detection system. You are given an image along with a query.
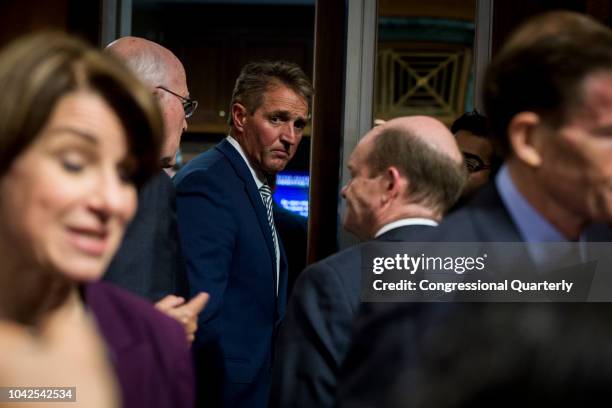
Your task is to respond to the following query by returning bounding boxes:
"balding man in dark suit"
[270,116,466,408]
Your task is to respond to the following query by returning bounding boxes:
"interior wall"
[0,0,68,47]
[379,0,475,20]
[492,0,612,55]
[0,0,101,48]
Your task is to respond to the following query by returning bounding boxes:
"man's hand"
[155,292,209,343]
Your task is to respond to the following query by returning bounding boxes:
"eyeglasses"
[156,86,198,118]
[463,152,491,173]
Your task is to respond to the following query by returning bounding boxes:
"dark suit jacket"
[273,204,308,298]
[271,224,435,408]
[336,185,518,408]
[174,139,288,408]
[337,183,612,408]
[84,281,194,408]
[103,171,189,302]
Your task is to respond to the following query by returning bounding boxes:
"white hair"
[122,48,167,86]
[105,38,173,87]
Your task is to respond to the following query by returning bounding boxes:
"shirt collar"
[226,135,267,189]
[374,218,439,238]
[495,164,566,242]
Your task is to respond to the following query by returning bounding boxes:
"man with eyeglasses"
[155,85,198,169]
[104,37,208,344]
[450,111,497,199]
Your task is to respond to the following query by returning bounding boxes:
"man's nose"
[280,123,298,144]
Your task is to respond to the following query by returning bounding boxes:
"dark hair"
[451,111,502,175]
[228,60,313,126]
[484,11,612,158]
[366,127,466,214]
[0,32,162,187]
[450,111,488,137]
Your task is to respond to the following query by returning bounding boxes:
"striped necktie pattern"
[259,184,279,268]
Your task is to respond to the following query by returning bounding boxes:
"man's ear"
[507,112,543,167]
[231,103,248,132]
[381,166,406,204]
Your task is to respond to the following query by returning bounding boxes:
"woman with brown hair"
[0,32,193,407]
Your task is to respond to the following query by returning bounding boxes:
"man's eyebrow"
[269,110,308,121]
[269,110,290,118]
[46,127,99,145]
[462,152,484,161]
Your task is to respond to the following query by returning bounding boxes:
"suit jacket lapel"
[217,139,279,293]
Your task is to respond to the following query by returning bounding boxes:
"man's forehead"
[566,72,612,125]
[168,69,189,94]
[582,73,612,107]
[351,135,374,165]
[348,144,364,167]
[456,130,493,157]
[261,85,308,115]
[359,130,379,151]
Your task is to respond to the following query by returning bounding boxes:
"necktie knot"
[260,184,272,198]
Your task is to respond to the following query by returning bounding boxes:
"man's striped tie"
[259,184,279,292]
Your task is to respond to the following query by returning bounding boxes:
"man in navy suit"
[337,12,612,408]
[270,116,466,408]
[174,61,313,408]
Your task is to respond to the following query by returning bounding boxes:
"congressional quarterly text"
[373,279,574,294]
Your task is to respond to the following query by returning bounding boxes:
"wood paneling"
[0,0,101,48]
[0,0,68,47]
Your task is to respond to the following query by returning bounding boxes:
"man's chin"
[263,160,289,175]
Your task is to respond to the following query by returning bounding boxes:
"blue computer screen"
[274,171,309,218]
